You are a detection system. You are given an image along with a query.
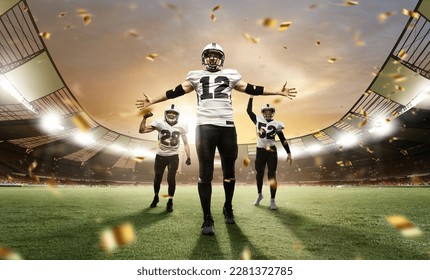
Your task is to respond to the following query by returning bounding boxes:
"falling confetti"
[378,11,396,23]
[0,247,22,260]
[57,12,67,18]
[212,4,222,12]
[39,32,51,39]
[146,53,159,62]
[210,13,217,22]
[258,17,278,28]
[402,8,420,19]
[269,178,277,190]
[278,21,292,31]
[240,246,252,260]
[243,156,251,167]
[315,40,321,46]
[100,223,136,252]
[386,215,423,238]
[327,57,338,64]
[243,32,260,44]
[398,49,408,60]
[353,31,365,46]
[72,112,92,132]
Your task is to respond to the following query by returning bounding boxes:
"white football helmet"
[261,104,275,121]
[165,104,179,125]
[201,43,225,72]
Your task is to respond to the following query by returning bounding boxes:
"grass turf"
[0,184,429,260]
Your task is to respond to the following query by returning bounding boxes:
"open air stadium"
[1,0,430,260]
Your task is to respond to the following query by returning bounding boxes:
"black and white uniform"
[186,69,241,217]
[151,119,188,197]
[247,98,290,198]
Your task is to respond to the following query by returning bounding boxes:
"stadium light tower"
[0,74,37,113]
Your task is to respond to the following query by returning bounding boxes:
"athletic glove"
[185,157,191,165]
[143,112,153,119]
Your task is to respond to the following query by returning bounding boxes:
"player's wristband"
[245,83,264,95]
[166,85,185,99]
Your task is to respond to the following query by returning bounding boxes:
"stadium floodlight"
[74,132,95,146]
[368,118,392,135]
[0,74,37,113]
[109,144,127,153]
[40,113,64,132]
[336,133,358,147]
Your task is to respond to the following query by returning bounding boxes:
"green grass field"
[0,184,429,260]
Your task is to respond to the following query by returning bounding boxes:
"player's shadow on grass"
[189,234,225,260]
[268,208,428,260]
[225,223,269,260]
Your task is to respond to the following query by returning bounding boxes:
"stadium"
[1,0,430,260]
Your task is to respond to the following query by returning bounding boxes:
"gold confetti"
[343,1,359,6]
[127,29,140,38]
[386,215,423,238]
[273,98,282,104]
[358,119,367,128]
[242,33,260,44]
[134,156,145,162]
[327,57,338,64]
[100,223,136,252]
[39,32,51,39]
[57,12,67,18]
[361,109,368,118]
[402,8,420,19]
[83,15,92,25]
[240,246,252,260]
[366,147,374,154]
[308,4,318,10]
[378,11,395,23]
[210,13,217,22]
[395,85,406,91]
[278,21,292,31]
[243,156,251,167]
[212,4,222,12]
[269,178,277,190]
[388,73,407,83]
[398,49,408,60]
[146,53,159,62]
[0,247,22,260]
[161,194,172,198]
[72,112,92,132]
[259,17,278,28]
[315,40,321,46]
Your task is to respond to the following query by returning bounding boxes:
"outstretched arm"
[277,131,292,165]
[136,81,194,111]
[234,80,297,100]
[246,96,257,124]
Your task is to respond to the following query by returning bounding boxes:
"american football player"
[136,43,297,235]
[139,104,191,212]
[247,97,292,210]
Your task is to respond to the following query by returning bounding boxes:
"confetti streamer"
[386,215,423,238]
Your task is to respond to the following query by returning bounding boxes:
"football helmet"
[261,104,275,121]
[201,43,225,72]
[165,104,179,125]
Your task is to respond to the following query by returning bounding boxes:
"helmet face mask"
[164,105,179,125]
[202,43,225,72]
[261,104,275,121]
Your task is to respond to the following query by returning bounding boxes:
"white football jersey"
[150,119,188,156]
[186,69,242,127]
[255,116,285,148]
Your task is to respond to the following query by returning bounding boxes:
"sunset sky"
[29,0,417,144]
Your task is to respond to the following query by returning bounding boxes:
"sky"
[29,0,417,144]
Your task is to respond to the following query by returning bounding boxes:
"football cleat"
[150,196,159,208]
[270,198,278,210]
[166,200,173,212]
[201,214,215,235]
[223,205,235,224]
[254,194,264,206]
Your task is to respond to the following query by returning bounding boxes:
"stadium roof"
[1,0,430,182]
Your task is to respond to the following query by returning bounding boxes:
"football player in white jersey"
[139,104,191,212]
[136,43,297,235]
[247,97,292,210]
